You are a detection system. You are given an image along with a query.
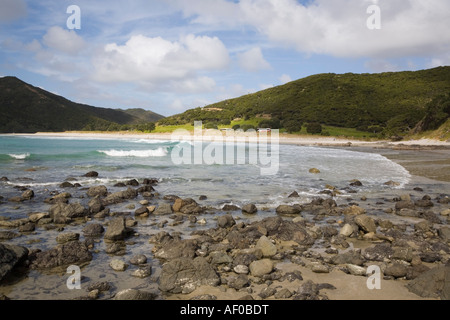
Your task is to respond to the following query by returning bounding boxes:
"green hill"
[0,76,164,133]
[159,67,450,138]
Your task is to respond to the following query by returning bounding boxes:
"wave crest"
[98,148,168,158]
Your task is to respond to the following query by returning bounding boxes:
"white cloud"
[237,47,271,72]
[43,26,86,55]
[279,74,292,84]
[0,0,27,23]
[92,34,230,93]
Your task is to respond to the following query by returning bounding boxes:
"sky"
[0,0,449,117]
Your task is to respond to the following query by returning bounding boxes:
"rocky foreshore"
[0,171,449,300]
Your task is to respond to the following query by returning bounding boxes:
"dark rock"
[421,211,441,224]
[395,200,415,211]
[0,243,28,281]
[233,252,261,267]
[363,244,394,262]
[142,178,158,185]
[349,180,363,187]
[83,171,98,177]
[384,263,409,278]
[217,214,236,228]
[227,274,249,290]
[104,217,132,241]
[406,264,450,300]
[126,179,139,186]
[88,197,104,215]
[137,185,155,194]
[259,286,277,299]
[21,189,34,200]
[276,205,301,215]
[30,240,92,269]
[130,254,147,265]
[282,270,303,282]
[222,204,240,211]
[135,206,149,217]
[159,257,220,294]
[288,191,300,198]
[419,252,441,263]
[330,250,365,266]
[198,195,207,201]
[242,204,257,214]
[415,199,434,208]
[438,227,450,241]
[0,231,21,240]
[86,281,111,292]
[154,239,198,260]
[60,181,75,188]
[0,177,9,181]
[82,223,105,237]
[56,232,80,244]
[19,222,35,233]
[153,203,173,215]
[292,280,325,300]
[87,185,108,198]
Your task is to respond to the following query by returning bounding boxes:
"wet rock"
[309,168,321,174]
[104,217,132,241]
[126,179,139,186]
[49,202,87,224]
[30,240,92,269]
[406,264,450,300]
[88,197,104,215]
[130,254,147,265]
[217,214,236,229]
[292,280,325,300]
[329,250,365,266]
[354,214,377,233]
[384,180,400,187]
[159,257,220,294]
[114,289,157,300]
[110,259,128,271]
[249,259,273,277]
[60,181,75,188]
[82,223,105,237]
[415,199,434,208]
[44,192,71,204]
[396,208,420,218]
[172,198,196,212]
[19,222,35,233]
[21,189,34,200]
[343,205,365,215]
[0,243,28,281]
[349,180,363,187]
[339,224,355,237]
[132,266,152,278]
[261,216,314,246]
[0,218,30,228]
[86,281,111,293]
[421,211,441,224]
[102,187,137,206]
[276,205,301,215]
[222,204,240,211]
[395,200,415,211]
[288,191,300,198]
[363,244,394,262]
[83,171,99,177]
[134,206,149,217]
[385,263,409,278]
[242,204,257,214]
[87,185,108,198]
[154,203,173,215]
[56,232,79,244]
[438,227,450,241]
[154,239,198,260]
[0,231,20,240]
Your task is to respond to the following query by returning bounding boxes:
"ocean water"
[0,134,411,209]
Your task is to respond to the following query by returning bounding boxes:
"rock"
[154,203,173,215]
[154,239,198,260]
[441,209,450,217]
[395,200,415,211]
[83,171,99,177]
[384,180,400,187]
[44,192,72,204]
[288,191,300,198]
[438,227,450,241]
[354,214,377,233]
[363,244,393,262]
[159,257,220,294]
[234,265,249,274]
[19,222,35,232]
[21,189,34,200]
[406,264,450,299]
[276,205,301,215]
[419,252,441,263]
[311,263,330,274]
[82,223,105,237]
[259,286,277,299]
[0,243,28,281]
[130,254,148,265]
[222,204,240,211]
[209,251,232,265]
[415,199,434,208]
[0,231,20,240]
[396,208,420,218]
[415,221,432,233]
[0,218,30,228]
[255,236,277,257]
[349,180,363,187]
[330,250,365,266]
[102,187,137,206]
[343,205,365,215]
[30,241,92,269]
[249,259,273,277]
[104,217,132,241]
[392,246,413,262]
[227,274,249,290]
[421,211,441,224]
[172,198,196,212]
[126,179,139,186]
[114,289,157,300]
[60,181,75,188]
[275,288,292,299]
[86,281,111,293]
[132,266,152,278]
[109,259,128,271]
[340,224,355,237]
[293,280,325,300]
[217,214,236,229]
[346,264,366,276]
[87,185,107,198]
[385,263,409,278]
[56,232,79,244]
[242,204,257,214]
[309,168,321,174]
[49,202,87,224]
[135,206,149,217]
[28,212,49,223]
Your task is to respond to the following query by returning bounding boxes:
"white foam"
[8,153,30,160]
[98,148,168,158]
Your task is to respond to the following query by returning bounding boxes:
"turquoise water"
[0,134,411,209]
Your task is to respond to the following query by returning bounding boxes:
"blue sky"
[1,0,449,117]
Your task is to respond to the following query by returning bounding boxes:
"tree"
[306,122,323,134]
[282,119,303,133]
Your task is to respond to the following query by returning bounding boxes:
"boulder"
[130,254,148,265]
[217,214,236,229]
[396,208,420,218]
[0,244,28,282]
[49,202,87,224]
[222,204,240,211]
[21,189,34,200]
[395,200,415,211]
[154,239,198,260]
[343,205,366,215]
[249,259,273,277]
[153,203,173,215]
[30,241,92,269]
[134,206,149,217]
[109,259,128,271]
[329,250,365,266]
[363,244,394,262]
[438,227,450,241]
[102,187,137,206]
[87,185,108,198]
[114,289,157,300]
[242,204,257,214]
[255,236,277,257]
[406,264,450,300]
[88,197,104,215]
[82,223,105,237]
[56,232,80,244]
[354,214,377,233]
[309,168,321,174]
[83,171,99,177]
[288,191,300,198]
[339,224,355,237]
[159,257,220,294]
[384,263,409,278]
[104,217,132,241]
[276,205,301,215]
